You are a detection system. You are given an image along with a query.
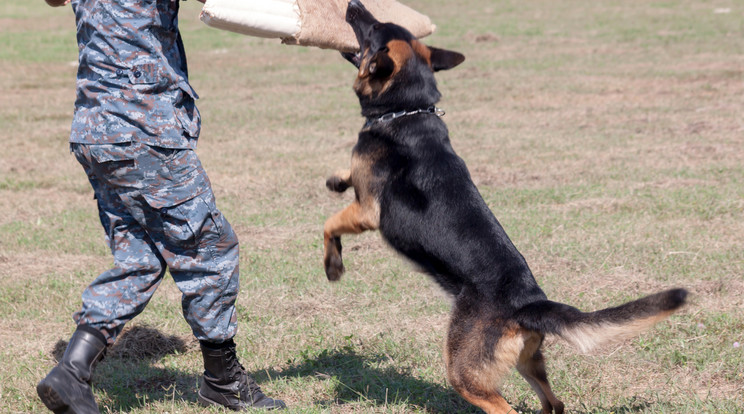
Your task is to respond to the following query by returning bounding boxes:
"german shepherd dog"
[323,1,688,413]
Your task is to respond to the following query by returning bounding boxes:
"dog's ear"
[360,49,395,79]
[369,50,395,77]
[428,47,465,72]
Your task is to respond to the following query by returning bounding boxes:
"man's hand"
[45,0,71,6]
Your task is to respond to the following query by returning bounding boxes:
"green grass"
[1,0,743,413]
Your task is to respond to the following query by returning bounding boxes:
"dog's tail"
[514,288,687,353]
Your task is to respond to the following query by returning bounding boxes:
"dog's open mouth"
[341,51,362,68]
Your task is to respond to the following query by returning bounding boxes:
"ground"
[0,0,742,413]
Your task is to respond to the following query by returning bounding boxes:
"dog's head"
[342,0,465,115]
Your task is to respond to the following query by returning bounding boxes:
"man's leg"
[137,146,285,410]
[38,143,170,413]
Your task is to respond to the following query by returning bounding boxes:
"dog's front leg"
[323,200,379,281]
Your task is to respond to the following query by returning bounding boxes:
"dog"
[322,1,688,413]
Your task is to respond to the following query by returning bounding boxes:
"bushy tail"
[514,288,687,353]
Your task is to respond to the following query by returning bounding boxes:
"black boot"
[198,339,286,410]
[37,325,107,414]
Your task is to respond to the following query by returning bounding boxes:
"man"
[37,0,286,412]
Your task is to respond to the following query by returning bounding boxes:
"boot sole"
[37,379,73,414]
[197,392,240,411]
[197,390,285,411]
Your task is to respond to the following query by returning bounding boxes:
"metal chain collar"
[364,106,445,128]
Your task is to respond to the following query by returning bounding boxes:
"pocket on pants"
[73,143,140,191]
[88,143,137,163]
[140,147,210,209]
[137,146,224,257]
[156,193,224,259]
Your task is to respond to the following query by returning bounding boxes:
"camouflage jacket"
[70,0,200,149]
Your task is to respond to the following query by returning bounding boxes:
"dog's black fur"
[322,2,687,413]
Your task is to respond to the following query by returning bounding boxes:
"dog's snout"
[346,0,376,25]
[346,0,363,23]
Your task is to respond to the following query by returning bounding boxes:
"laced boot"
[198,339,286,410]
[37,325,107,414]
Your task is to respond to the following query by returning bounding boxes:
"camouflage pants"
[71,142,239,345]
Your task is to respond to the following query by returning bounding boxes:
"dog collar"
[364,106,445,128]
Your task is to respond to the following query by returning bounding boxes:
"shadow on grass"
[268,348,482,413]
[269,348,660,414]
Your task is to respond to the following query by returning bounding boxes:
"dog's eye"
[379,46,389,54]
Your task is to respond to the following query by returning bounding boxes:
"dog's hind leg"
[445,306,526,414]
[516,339,564,414]
[323,201,379,281]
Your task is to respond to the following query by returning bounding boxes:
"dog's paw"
[324,237,345,281]
[326,175,350,193]
[325,256,345,281]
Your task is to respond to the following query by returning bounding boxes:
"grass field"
[1,0,743,413]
